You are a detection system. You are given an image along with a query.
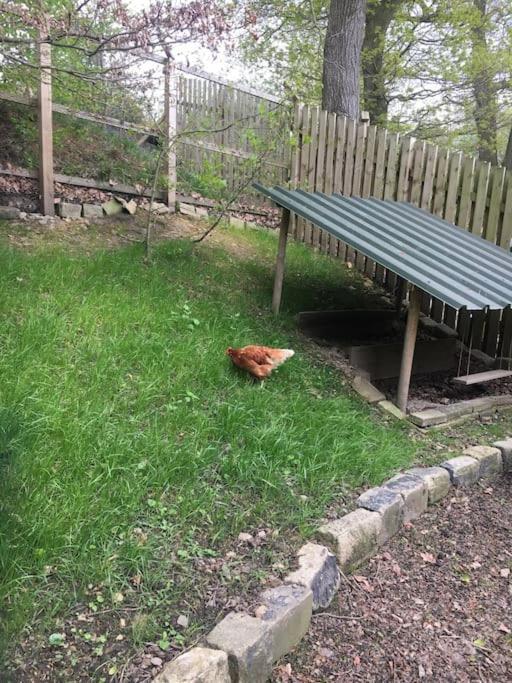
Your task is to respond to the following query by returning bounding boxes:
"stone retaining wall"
[153,440,512,682]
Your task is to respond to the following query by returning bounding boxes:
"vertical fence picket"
[304,106,319,246]
[420,143,438,211]
[457,156,476,229]
[498,175,512,250]
[373,128,388,283]
[322,112,337,253]
[471,161,491,237]
[296,105,311,242]
[361,124,377,275]
[331,115,347,257]
[485,166,506,243]
[388,137,414,294]
[352,122,368,269]
[433,148,450,218]
[313,109,328,250]
[289,103,303,238]
[430,147,450,323]
[343,117,357,197]
[384,133,400,201]
[410,140,426,207]
[444,152,462,223]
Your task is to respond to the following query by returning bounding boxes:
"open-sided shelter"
[254,183,512,412]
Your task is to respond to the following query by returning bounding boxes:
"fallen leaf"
[420,552,436,564]
[353,654,361,667]
[498,623,510,634]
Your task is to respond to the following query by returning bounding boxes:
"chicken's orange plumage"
[226,345,295,380]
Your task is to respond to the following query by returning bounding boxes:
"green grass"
[0,225,416,660]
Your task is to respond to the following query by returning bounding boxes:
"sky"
[127,0,253,86]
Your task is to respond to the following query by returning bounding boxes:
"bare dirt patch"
[275,476,512,683]
[0,212,265,263]
[0,212,202,253]
[375,353,512,413]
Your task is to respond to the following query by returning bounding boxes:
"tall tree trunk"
[362,0,401,125]
[471,0,498,164]
[503,127,512,171]
[322,0,367,118]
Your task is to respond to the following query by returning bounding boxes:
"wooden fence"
[0,42,286,213]
[176,71,289,202]
[290,103,512,359]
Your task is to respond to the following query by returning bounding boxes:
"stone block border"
[153,439,512,682]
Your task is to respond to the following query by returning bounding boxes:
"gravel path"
[274,476,512,683]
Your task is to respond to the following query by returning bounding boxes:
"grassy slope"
[0,224,416,658]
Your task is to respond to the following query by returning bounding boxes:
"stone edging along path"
[152,440,512,683]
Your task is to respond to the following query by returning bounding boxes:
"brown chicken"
[226,345,295,380]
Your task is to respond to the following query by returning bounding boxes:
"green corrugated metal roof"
[254,184,512,311]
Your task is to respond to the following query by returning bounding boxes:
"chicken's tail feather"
[270,348,295,368]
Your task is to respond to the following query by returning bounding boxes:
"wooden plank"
[499,306,512,359]
[457,155,476,229]
[343,117,357,197]
[38,36,54,216]
[349,337,456,382]
[452,369,512,386]
[351,122,366,198]
[313,108,328,250]
[362,124,377,275]
[469,308,487,351]
[0,165,165,199]
[430,147,450,322]
[443,134,459,338]
[362,124,377,197]
[331,114,346,257]
[296,105,311,242]
[420,143,438,211]
[373,128,388,283]
[498,174,512,250]
[444,151,462,224]
[410,140,428,312]
[433,148,450,218]
[384,133,399,201]
[485,166,506,244]
[387,136,414,293]
[163,60,177,211]
[305,106,319,246]
[380,132,400,286]
[471,161,491,236]
[484,309,502,357]
[410,140,426,207]
[396,137,415,202]
[322,111,337,252]
[289,103,303,238]
[373,128,387,199]
[350,121,367,266]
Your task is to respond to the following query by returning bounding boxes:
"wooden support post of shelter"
[37,31,54,216]
[397,285,422,412]
[272,208,291,315]
[163,58,177,212]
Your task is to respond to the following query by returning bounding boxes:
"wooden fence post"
[163,59,177,211]
[38,32,54,216]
